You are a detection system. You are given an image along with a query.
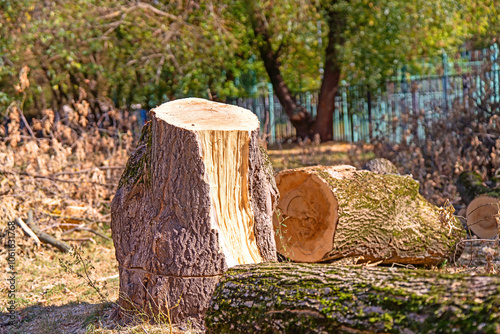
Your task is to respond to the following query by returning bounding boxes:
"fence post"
[306,91,312,116]
[442,51,449,113]
[491,43,499,103]
[267,83,276,144]
[341,82,350,142]
[367,89,373,141]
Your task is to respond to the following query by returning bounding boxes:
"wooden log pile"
[110,98,496,332]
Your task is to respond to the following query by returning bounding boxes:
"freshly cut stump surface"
[466,195,500,239]
[273,165,465,265]
[111,98,278,328]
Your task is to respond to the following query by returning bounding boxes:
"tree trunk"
[273,165,465,265]
[111,98,278,329]
[245,0,314,139]
[315,7,344,142]
[205,262,500,334]
[456,171,489,206]
[456,172,500,239]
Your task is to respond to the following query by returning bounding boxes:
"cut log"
[273,165,465,265]
[466,195,500,239]
[205,262,500,334]
[456,172,500,238]
[111,98,278,328]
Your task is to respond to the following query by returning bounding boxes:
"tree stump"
[205,262,500,334]
[273,165,465,265]
[111,98,278,328]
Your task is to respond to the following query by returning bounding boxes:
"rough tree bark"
[363,158,399,175]
[111,98,278,328]
[456,171,500,239]
[205,262,500,334]
[273,165,465,264]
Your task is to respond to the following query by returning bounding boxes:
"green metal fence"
[232,44,500,144]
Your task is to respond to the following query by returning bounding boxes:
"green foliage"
[0,0,258,116]
[0,0,498,117]
[249,0,323,92]
[333,0,468,86]
[461,0,500,49]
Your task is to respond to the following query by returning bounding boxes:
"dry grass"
[267,138,374,172]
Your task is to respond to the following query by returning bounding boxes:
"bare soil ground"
[1,137,499,334]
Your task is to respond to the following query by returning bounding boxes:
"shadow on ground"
[0,301,115,334]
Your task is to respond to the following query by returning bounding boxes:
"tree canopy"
[0,0,257,115]
[0,0,498,130]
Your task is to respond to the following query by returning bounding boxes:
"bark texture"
[111,98,278,328]
[363,158,399,175]
[274,165,465,265]
[205,262,500,334]
[314,5,344,142]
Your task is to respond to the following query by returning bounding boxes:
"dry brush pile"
[0,92,139,252]
[372,66,500,272]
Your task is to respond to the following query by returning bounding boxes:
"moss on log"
[274,166,465,265]
[205,262,500,334]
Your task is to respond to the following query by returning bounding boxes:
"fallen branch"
[0,169,117,187]
[51,166,124,177]
[19,107,39,145]
[14,217,41,246]
[99,2,178,21]
[61,226,111,240]
[97,274,119,282]
[42,211,110,225]
[62,237,96,244]
[24,210,72,253]
[32,175,117,188]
